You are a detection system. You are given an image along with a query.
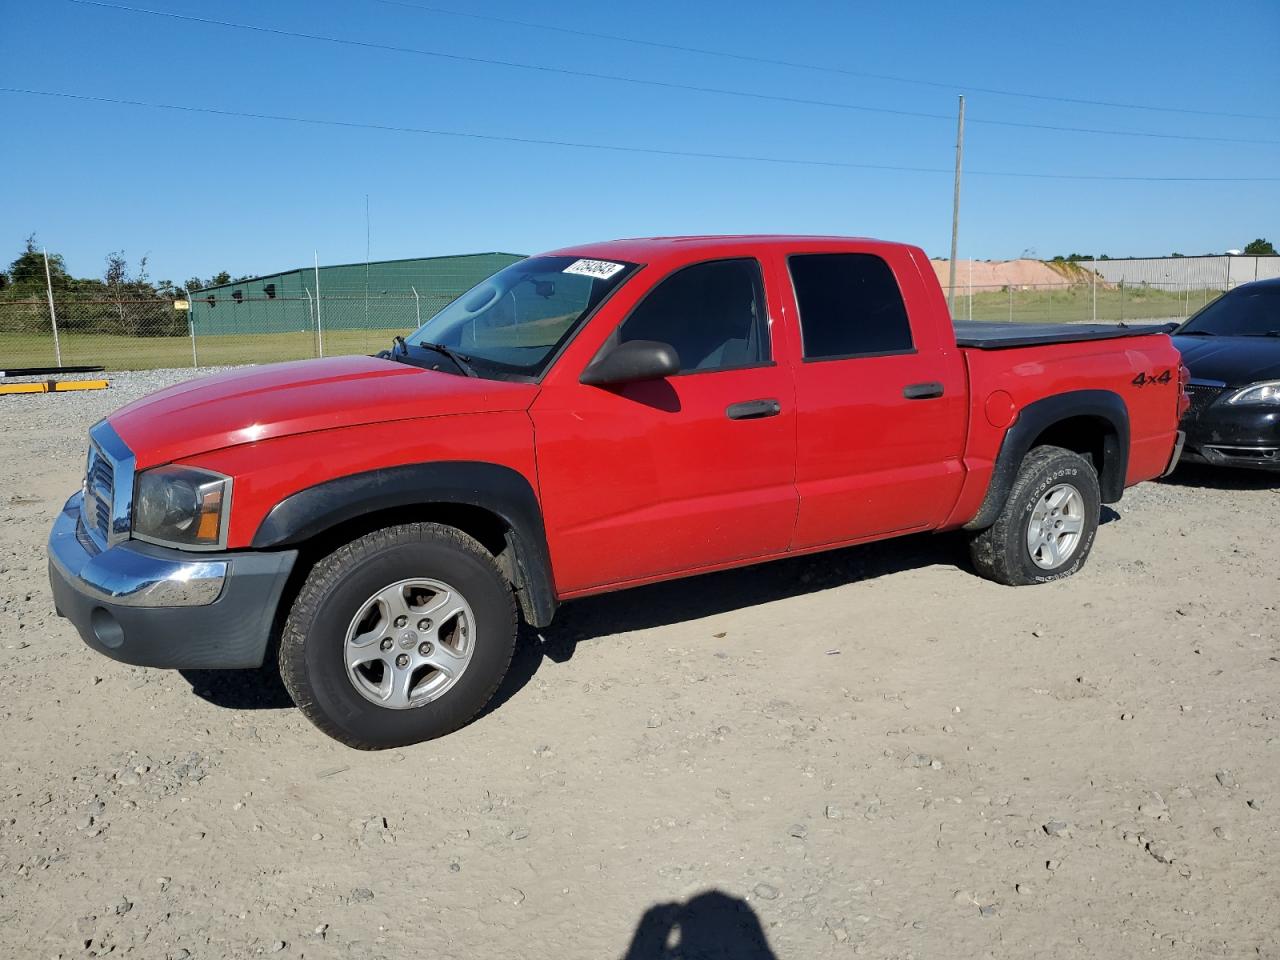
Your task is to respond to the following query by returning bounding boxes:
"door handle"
[902,382,944,400]
[726,398,782,420]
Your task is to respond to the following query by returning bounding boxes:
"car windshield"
[1180,285,1280,337]
[405,255,638,377]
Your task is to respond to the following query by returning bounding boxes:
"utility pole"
[363,194,371,335]
[947,95,965,316]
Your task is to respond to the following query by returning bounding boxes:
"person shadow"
[622,889,778,960]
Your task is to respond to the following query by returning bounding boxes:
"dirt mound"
[932,259,1090,289]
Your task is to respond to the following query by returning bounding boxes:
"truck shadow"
[489,529,974,716]
[179,662,294,710]
[1160,463,1279,491]
[182,511,1126,717]
[620,889,778,960]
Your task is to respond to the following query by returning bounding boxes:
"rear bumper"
[48,493,297,669]
[1182,405,1280,471]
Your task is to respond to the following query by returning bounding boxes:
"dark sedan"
[1172,277,1280,470]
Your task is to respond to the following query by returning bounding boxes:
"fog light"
[90,607,125,649]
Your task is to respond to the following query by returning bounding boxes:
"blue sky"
[3,0,1278,284]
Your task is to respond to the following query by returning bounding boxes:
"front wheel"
[968,445,1101,586]
[279,523,518,749]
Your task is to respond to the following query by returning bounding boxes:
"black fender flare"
[252,461,558,627]
[964,389,1129,531]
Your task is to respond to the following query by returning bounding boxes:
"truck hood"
[109,355,539,468]
[1172,335,1280,385]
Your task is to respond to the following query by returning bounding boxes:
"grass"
[0,328,396,372]
[1,287,1223,373]
[957,284,1220,324]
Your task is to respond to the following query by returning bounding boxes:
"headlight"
[132,465,231,549]
[1225,380,1280,405]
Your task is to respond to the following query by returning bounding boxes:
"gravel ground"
[1,367,1278,959]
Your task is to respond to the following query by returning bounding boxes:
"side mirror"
[580,339,681,386]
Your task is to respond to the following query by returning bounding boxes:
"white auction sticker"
[563,258,625,280]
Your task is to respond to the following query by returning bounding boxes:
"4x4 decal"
[1131,369,1173,388]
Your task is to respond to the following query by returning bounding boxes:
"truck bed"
[953,321,1174,350]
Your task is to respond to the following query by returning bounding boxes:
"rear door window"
[789,253,914,360]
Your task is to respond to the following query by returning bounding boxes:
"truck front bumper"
[48,493,298,669]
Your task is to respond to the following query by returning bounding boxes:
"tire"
[279,522,518,749]
[968,445,1101,587]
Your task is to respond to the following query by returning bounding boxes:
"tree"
[104,250,131,328]
[1243,238,1276,256]
[6,233,72,293]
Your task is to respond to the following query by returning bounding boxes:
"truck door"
[784,248,968,548]
[531,257,799,595]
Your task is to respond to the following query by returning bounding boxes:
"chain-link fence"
[0,295,191,370]
[2,255,1273,372]
[0,291,467,371]
[952,281,1227,325]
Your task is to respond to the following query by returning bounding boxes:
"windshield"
[405,255,638,377]
[1180,285,1280,337]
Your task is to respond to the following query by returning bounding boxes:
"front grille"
[83,441,116,547]
[1185,383,1225,418]
[79,422,135,550]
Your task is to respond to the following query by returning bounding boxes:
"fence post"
[411,285,422,328]
[1120,281,1125,322]
[1008,285,1013,322]
[43,249,62,367]
[314,251,325,358]
[184,286,199,369]
[1091,259,1098,323]
[304,288,317,357]
[967,260,973,321]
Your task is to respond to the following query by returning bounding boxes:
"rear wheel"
[968,445,1101,586]
[279,523,517,749]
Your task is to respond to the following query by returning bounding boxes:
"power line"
[6,86,1278,183]
[65,0,1280,148]
[369,0,1280,124]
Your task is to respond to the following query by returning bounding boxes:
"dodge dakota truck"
[48,236,1187,748]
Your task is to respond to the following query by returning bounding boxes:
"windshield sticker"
[563,259,625,280]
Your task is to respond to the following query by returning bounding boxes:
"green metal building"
[189,252,524,337]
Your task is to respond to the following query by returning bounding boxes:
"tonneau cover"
[954,321,1175,350]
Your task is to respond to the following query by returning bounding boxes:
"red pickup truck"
[48,236,1187,748]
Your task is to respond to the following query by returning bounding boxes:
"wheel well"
[274,503,530,636]
[1029,415,1121,492]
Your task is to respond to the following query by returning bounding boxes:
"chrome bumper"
[49,492,298,669]
[1160,430,1187,478]
[49,493,226,607]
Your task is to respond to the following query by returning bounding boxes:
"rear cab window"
[788,253,914,360]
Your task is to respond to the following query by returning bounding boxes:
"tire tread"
[278,522,517,749]
[968,445,1100,587]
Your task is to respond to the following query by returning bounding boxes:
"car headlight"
[1225,380,1280,405]
[132,465,231,549]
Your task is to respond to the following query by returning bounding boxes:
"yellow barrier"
[0,379,110,395]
